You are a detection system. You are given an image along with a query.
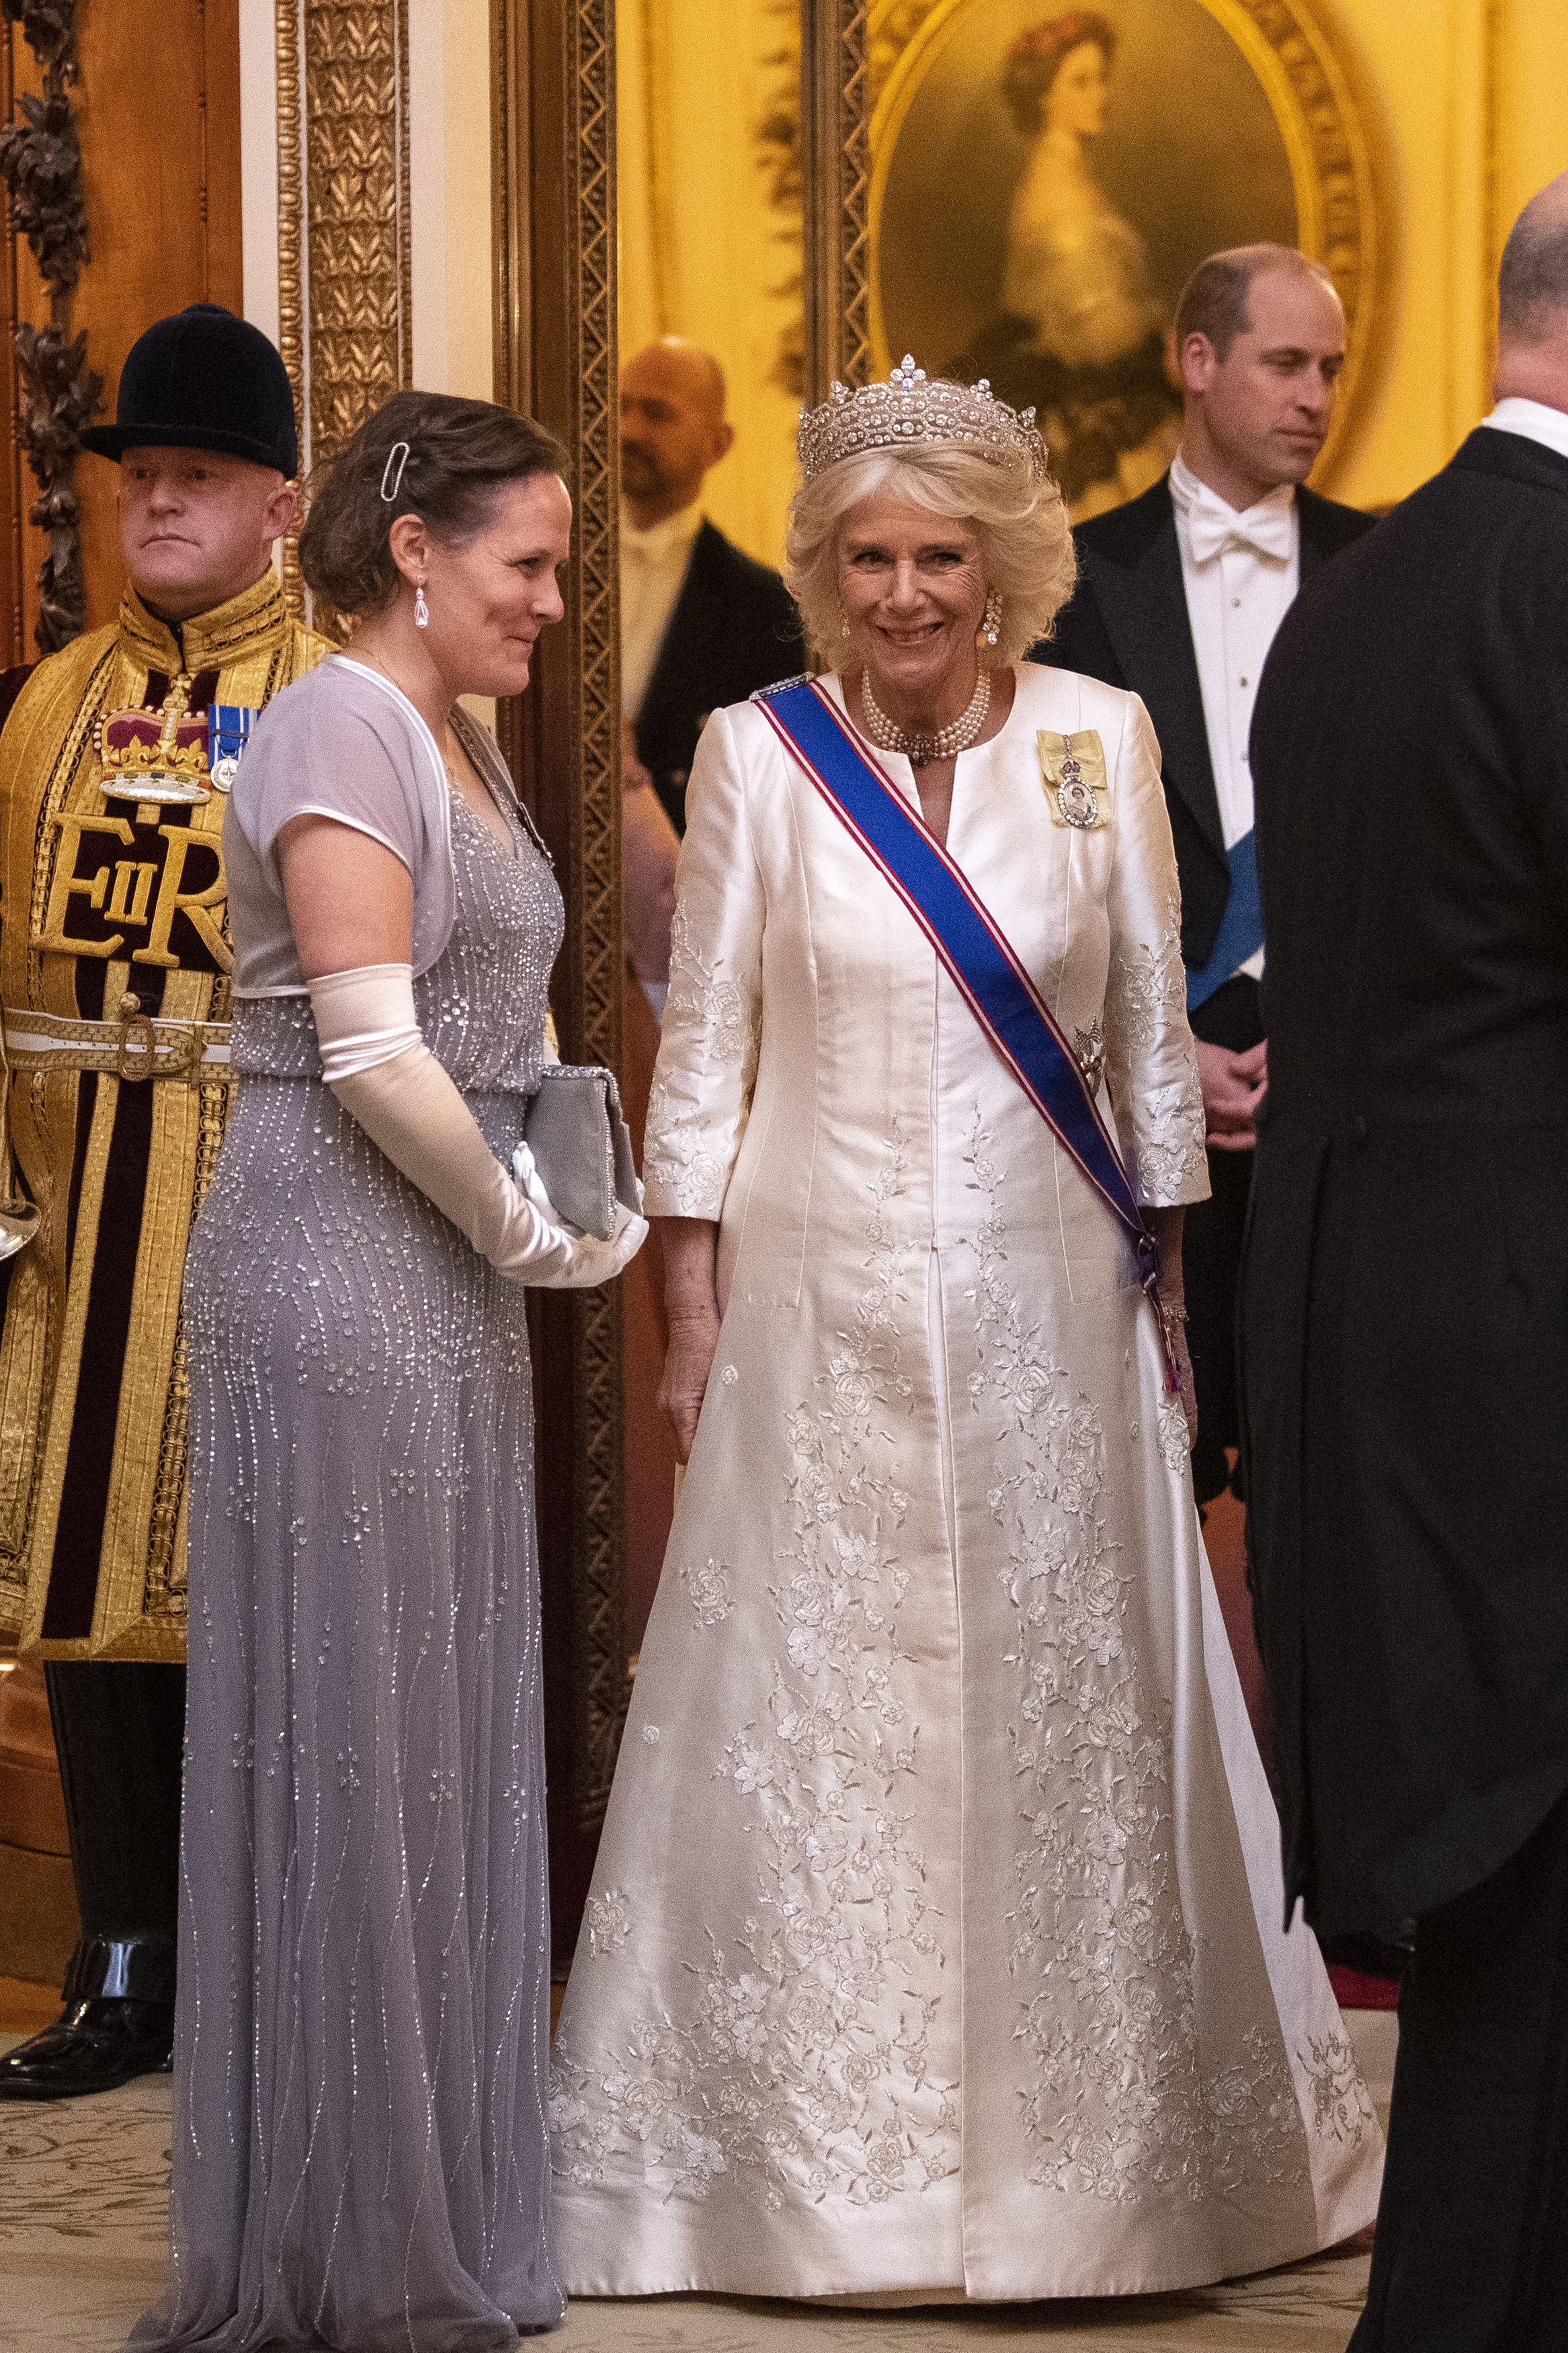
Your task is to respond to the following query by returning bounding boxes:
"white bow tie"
[1183,500,1295,567]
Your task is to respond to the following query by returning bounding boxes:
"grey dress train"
[133,658,566,2349]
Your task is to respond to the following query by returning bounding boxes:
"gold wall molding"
[493,0,628,1852]
[275,0,414,611]
[802,0,872,400]
[276,0,306,609]
[844,0,1387,487]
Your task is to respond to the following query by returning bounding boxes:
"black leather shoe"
[0,1996,175,2098]
[1,1933,177,2100]
[0,1995,173,2108]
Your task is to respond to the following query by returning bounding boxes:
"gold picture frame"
[806,0,1386,494]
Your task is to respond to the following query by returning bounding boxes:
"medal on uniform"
[208,704,257,792]
[1037,729,1111,831]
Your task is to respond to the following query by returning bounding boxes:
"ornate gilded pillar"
[493,0,627,1957]
[274,0,414,608]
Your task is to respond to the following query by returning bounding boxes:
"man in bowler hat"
[1243,182,1568,2343]
[0,305,328,2097]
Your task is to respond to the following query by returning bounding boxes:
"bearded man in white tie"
[1032,245,1372,1522]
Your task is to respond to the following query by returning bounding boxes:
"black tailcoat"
[1030,474,1373,979]
[1241,428,1568,1936]
[633,519,804,836]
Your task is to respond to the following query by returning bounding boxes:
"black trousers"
[1186,975,1263,1507]
[1350,1785,1568,2352]
[1184,1142,1254,1506]
[43,1661,185,1991]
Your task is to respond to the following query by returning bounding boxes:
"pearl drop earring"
[981,590,1001,649]
[840,607,852,639]
[415,579,430,629]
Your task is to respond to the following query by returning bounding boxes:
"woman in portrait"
[134,392,644,2352]
[950,9,1181,512]
[551,362,1381,2301]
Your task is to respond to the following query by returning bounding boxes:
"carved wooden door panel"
[491,0,628,1966]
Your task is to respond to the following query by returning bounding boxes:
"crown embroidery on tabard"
[92,681,259,806]
[797,356,1050,483]
[93,674,212,805]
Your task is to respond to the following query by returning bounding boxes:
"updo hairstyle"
[785,437,1076,672]
[1002,9,1116,138]
[299,389,569,619]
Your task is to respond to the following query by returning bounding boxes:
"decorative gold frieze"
[303,0,413,462]
[275,0,413,612]
[492,0,628,1838]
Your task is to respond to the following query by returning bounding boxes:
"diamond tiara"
[797,356,1048,484]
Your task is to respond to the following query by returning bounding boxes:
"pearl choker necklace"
[860,666,991,768]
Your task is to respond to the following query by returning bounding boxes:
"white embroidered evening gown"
[551,664,1383,2301]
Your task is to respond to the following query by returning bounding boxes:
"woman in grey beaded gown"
[133,394,644,2353]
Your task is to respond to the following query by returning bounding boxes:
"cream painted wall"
[239,0,280,354]
[409,0,495,403]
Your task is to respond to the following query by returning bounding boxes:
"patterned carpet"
[0,2016,1395,2352]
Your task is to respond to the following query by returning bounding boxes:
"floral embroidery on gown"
[551,664,1382,2301]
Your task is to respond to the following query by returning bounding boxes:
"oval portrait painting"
[872,0,1322,517]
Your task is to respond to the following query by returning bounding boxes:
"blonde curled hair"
[784,440,1076,672]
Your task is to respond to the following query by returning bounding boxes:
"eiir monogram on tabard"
[32,808,231,971]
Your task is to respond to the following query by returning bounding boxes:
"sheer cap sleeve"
[226,656,456,998]
[1102,692,1211,1209]
[642,703,765,1219]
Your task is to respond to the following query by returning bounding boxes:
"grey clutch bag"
[522,1064,641,1241]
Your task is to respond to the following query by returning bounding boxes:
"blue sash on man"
[1184,829,1264,1012]
[754,676,1181,1392]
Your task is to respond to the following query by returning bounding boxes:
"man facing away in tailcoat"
[1032,245,1372,1513]
[1241,180,1568,2347]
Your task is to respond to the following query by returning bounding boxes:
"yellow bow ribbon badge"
[1037,729,1110,830]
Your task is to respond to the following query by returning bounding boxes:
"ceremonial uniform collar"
[117,569,291,676]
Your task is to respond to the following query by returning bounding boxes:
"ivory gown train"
[551,664,1383,2301]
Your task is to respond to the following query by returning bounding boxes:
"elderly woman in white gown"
[551,363,1382,2302]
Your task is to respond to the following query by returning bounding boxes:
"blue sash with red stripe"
[755,678,1178,1388]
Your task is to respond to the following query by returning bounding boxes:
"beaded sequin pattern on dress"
[133,750,566,2350]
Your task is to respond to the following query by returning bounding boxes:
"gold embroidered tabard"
[0,574,329,1661]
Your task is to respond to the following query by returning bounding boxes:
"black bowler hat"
[80,303,298,475]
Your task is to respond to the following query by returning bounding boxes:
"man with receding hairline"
[619,338,803,840]
[1034,243,1372,1519]
[1243,177,1568,2344]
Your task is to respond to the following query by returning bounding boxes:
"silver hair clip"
[380,441,411,502]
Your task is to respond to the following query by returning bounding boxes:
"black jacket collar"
[1450,423,1568,495]
[1077,475,1357,863]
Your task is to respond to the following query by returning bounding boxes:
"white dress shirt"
[620,502,704,719]
[1168,450,1301,984]
[1483,395,1568,463]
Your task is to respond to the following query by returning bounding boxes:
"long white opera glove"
[308,965,647,1288]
